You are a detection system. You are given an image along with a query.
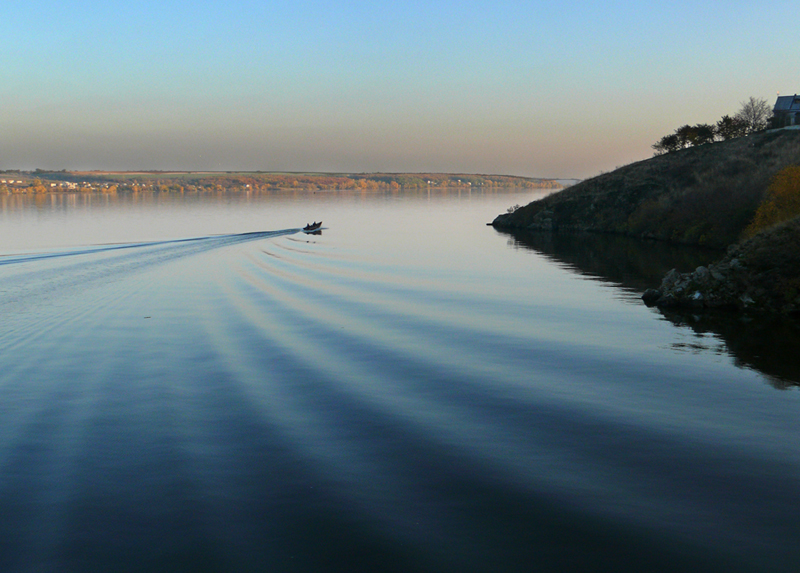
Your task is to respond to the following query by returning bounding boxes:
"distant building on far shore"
[773,94,800,127]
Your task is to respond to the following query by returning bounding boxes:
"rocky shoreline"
[642,258,754,311]
[641,217,800,317]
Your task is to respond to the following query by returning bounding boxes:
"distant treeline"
[0,171,562,194]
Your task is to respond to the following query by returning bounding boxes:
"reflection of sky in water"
[0,189,799,571]
[0,188,552,251]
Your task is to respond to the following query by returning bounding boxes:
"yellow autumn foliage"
[746,165,800,237]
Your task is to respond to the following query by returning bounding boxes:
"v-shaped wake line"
[0,228,302,267]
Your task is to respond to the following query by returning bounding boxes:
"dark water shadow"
[499,229,800,388]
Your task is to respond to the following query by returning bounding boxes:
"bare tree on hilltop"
[735,96,772,134]
[652,96,772,154]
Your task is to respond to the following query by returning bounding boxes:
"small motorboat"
[303,221,322,232]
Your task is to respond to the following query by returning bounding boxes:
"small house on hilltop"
[773,94,800,127]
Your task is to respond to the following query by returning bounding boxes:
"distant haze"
[2,1,796,179]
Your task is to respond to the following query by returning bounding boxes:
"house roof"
[774,95,800,112]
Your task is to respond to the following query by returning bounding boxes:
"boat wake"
[0,228,303,326]
[0,228,301,267]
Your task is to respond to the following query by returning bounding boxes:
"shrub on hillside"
[716,115,749,141]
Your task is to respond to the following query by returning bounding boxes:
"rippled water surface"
[1,189,799,572]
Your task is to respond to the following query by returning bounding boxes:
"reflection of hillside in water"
[659,310,800,389]
[504,230,715,293]
[502,229,800,388]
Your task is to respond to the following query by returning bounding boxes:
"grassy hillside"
[493,129,800,249]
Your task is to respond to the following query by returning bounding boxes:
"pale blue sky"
[2,0,797,178]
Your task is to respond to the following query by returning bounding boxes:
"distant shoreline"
[1,171,563,194]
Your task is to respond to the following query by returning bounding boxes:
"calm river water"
[1,188,798,572]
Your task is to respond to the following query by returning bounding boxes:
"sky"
[2,0,798,179]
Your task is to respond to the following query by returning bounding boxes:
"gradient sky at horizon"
[2,0,798,179]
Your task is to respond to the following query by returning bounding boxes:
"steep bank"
[493,129,800,249]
